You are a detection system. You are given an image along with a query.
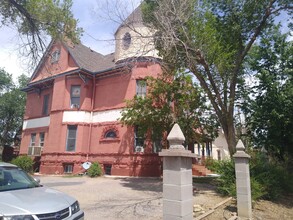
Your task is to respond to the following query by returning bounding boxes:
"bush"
[206,159,237,197]
[250,151,293,200]
[87,162,103,178]
[11,156,34,173]
[205,152,293,201]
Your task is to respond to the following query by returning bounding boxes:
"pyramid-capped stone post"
[233,139,252,219]
[167,123,185,149]
[159,123,195,220]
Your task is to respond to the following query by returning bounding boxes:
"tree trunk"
[222,117,237,156]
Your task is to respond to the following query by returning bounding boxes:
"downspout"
[86,76,96,161]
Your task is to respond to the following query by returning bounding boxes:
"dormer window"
[51,50,60,63]
[122,32,131,50]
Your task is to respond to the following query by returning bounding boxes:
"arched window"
[105,130,117,139]
[100,126,120,142]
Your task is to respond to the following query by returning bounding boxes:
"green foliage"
[250,177,266,201]
[0,70,29,146]
[87,162,103,178]
[246,29,293,159]
[206,152,293,201]
[0,0,82,40]
[11,156,34,173]
[206,159,237,197]
[250,151,293,200]
[142,0,293,156]
[0,68,13,92]
[120,72,219,147]
[0,0,82,67]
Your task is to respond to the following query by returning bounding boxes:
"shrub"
[250,151,293,200]
[206,159,236,197]
[11,156,34,173]
[87,162,103,178]
[205,152,293,201]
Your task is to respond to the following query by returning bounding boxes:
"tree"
[0,68,13,93]
[120,72,219,148]
[246,28,293,160]
[141,0,293,155]
[0,69,29,146]
[0,0,82,67]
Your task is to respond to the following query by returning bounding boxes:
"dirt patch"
[252,195,293,220]
[193,184,293,219]
[39,176,292,219]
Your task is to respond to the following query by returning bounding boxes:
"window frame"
[51,50,60,63]
[104,130,117,139]
[39,132,45,147]
[64,164,73,174]
[152,139,162,153]
[136,80,147,98]
[122,32,131,50]
[42,94,50,116]
[134,126,145,153]
[70,85,81,108]
[30,133,36,147]
[217,149,222,161]
[66,125,77,152]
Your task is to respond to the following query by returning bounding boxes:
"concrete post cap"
[167,123,185,149]
[236,139,245,151]
[234,139,250,158]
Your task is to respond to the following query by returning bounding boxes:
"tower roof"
[115,5,143,35]
[122,5,143,26]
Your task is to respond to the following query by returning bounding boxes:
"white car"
[0,162,84,220]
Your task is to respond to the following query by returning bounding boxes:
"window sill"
[99,138,120,143]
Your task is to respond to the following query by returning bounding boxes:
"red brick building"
[20,8,163,176]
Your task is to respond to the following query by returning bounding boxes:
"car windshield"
[0,166,40,192]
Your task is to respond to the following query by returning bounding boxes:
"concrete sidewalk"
[38,176,163,220]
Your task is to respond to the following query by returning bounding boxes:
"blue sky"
[0,0,291,82]
[0,0,141,81]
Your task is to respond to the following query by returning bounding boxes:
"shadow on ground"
[193,183,218,192]
[115,177,163,193]
[274,194,293,208]
[43,181,85,187]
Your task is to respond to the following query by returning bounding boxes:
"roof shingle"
[65,42,115,73]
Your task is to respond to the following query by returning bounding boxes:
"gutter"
[21,69,81,92]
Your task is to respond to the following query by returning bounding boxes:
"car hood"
[0,187,75,216]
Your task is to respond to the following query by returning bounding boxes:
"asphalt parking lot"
[38,175,163,220]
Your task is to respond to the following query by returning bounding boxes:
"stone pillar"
[233,140,252,219]
[159,123,195,220]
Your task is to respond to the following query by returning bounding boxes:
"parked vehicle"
[0,162,84,220]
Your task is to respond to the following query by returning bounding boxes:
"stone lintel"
[159,149,196,158]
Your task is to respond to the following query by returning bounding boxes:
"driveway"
[38,176,163,220]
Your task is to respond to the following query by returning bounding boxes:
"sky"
[0,0,291,82]
[0,0,142,82]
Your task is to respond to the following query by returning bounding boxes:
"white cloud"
[0,26,30,81]
[0,0,142,81]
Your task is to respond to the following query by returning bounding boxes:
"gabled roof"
[28,40,116,84]
[65,43,115,72]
